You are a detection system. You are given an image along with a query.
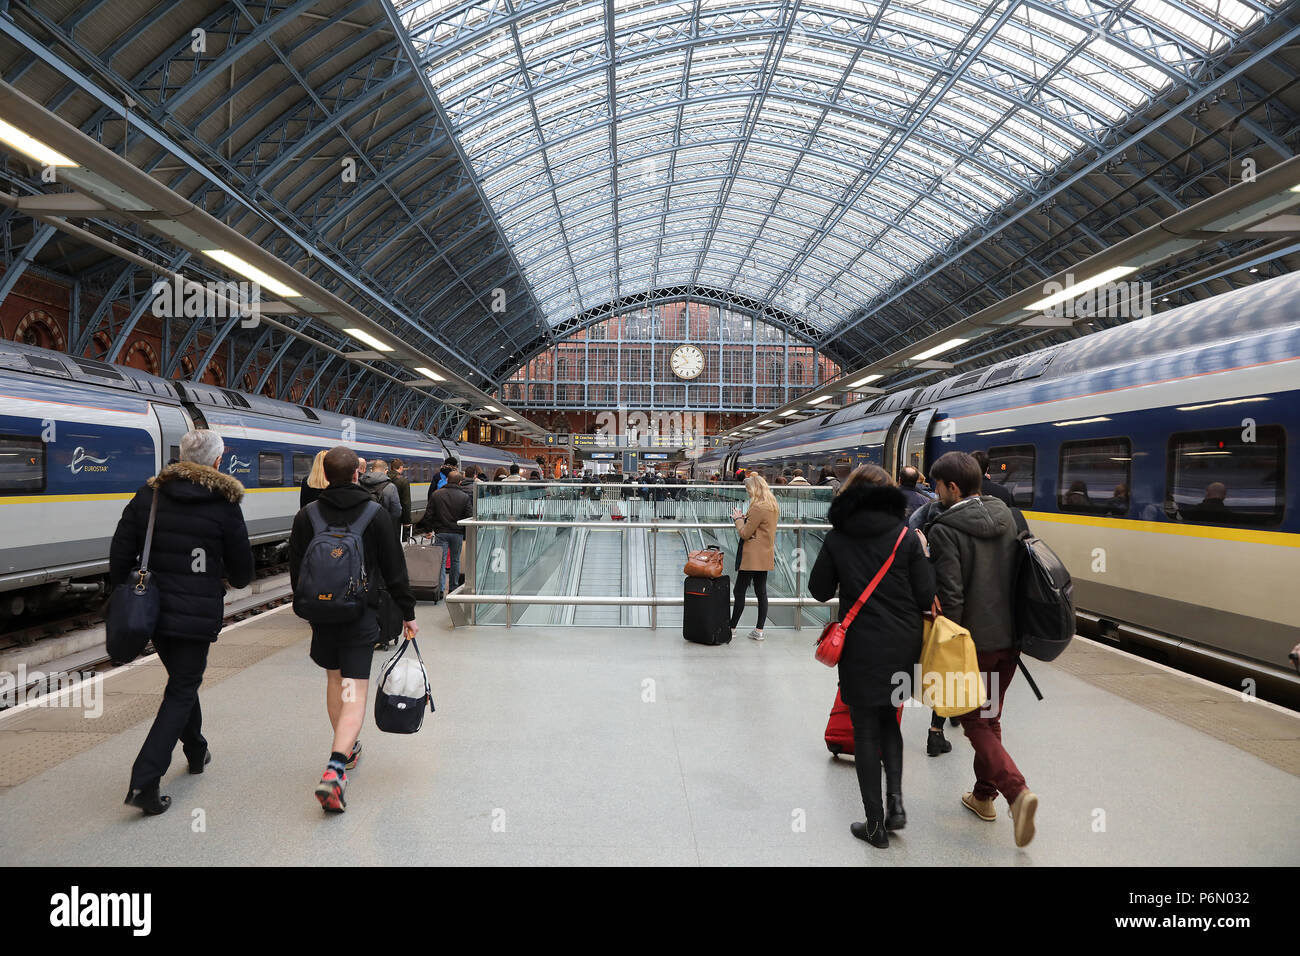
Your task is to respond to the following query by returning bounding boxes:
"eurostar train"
[698,270,1300,702]
[0,339,531,623]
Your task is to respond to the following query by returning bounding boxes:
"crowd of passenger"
[107,428,1038,847]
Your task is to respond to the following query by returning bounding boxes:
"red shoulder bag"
[815,527,909,668]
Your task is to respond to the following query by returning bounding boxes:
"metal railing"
[449,482,837,629]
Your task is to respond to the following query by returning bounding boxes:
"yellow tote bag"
[917,615,987,718]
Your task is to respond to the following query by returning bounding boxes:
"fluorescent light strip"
[1053,416,1112,427]
[413,367,445,382]
[343,327,394,352]
[202,249,301,298]
[485,405,500,413]
[1176,397,1267,412]
[807,395,832,405]
[849,374,882,388]
[910,337,970,362]
[757,420,773,426]
[1025,266,1137,312]
[780,410,803,417]
[0,119,77,166]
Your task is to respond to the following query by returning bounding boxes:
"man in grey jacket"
[926,450,1038,848]
[360,459,403,540]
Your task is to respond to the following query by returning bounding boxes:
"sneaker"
[927,729,952,757]
[314,769,347,813]
[346,739,362,770]
[747,629,765,642]
[1010,790,1039,847]
[850,820,889,848]
[961,791,997,822]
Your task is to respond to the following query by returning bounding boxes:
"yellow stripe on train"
[1022,511,1299,548]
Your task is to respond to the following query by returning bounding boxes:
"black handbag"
[374,638,435,734]
[106,487,161,663]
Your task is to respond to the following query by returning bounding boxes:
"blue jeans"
[435,532,463,595]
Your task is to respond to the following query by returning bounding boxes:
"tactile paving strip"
[1053,643,1300,777]
[0,693,163,736]
[0,731,116,787]
[0,612,310,786]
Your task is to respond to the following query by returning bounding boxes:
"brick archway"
[122,340,160,376]
[14,310,65,352]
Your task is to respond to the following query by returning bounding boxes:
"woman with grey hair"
[110,428,254,815]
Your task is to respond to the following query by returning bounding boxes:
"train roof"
[721,269,1300,454]
[0,338,442,450]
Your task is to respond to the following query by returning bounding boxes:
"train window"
[258,452,284,487]
[1059,438,1132,515]
[1167,426,1285,527]
[987,444,1035,507]
[0,436,45,494]
[292,453,314,484]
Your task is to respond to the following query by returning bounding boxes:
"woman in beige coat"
[730,472,780,641]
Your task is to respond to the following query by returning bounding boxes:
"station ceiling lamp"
[0,118,76,166]
[343,328,394,352]
[201,248,301,298]
[1023,266,1137,313]
[909,337,971,362]
[413,366,445,381]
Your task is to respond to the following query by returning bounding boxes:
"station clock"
[669,344,705,380]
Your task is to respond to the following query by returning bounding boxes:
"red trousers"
[957,647,1027,804]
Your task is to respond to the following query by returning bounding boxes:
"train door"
[900,407,938,477]
[151,402,191,470]
[881,411,910,480]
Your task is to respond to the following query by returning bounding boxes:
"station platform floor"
[1,602,1298,866]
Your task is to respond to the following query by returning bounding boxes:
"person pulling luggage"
[808,465,935,849]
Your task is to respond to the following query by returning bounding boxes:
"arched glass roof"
[388,2,1276,335]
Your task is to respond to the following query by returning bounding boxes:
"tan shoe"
[961,791,996,821]
[1010,790,1039,847]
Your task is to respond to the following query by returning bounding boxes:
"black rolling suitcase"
[683,575,731,645]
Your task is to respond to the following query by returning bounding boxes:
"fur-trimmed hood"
[827,482,907,538]
[148,460,245,504]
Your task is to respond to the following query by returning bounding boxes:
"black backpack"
[293,501,381,624]
[1011,510,1075,662]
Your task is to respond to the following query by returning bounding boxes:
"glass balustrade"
[452,482,837,628]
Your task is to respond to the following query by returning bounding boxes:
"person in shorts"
[288,446,417,812]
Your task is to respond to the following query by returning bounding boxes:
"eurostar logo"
[69,447,110,475]
[226,454,252,473]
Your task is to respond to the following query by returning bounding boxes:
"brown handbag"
[684,544,725,579]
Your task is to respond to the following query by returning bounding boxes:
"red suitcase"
[824,687,903,757]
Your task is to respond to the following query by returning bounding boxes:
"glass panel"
[292,453,314,485]
[0,435,44,493]
[397,0,1281,335]
[456,481,835,626]
[1167,426,1285,527]
[987,444,1036,507]
[1059,438,1132,515]
[258,452,284,487]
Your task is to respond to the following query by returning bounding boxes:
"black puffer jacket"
[927,495,1022,651]
[109,461,254,643]
[288,485,416,622]
[809,484,936,708]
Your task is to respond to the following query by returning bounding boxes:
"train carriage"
[724,270,1300,701]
